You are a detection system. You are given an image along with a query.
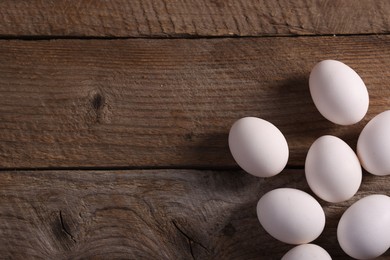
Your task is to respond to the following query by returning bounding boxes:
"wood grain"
[2,1,389,259]
[1,0,390,37]
[0,169,389,259]
[1,35,390,168]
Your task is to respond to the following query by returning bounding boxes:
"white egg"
[357,110,390,175]
[337,195,390,259]
[228,117,289,177]
[281,244,332,260]
[305,135,362,203]
[257,188,325,244]
[309,60,369,125]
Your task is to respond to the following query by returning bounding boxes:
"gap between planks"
[0,165,304,172]
[0,32,390,41]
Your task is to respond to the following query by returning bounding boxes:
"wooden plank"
[0,169,389,259]
[1,0,390,37]
[1,36,390,168]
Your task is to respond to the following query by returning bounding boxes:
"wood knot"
[51,210,77,250]
[85,89,111,125]
[222,223,236,237]
[92,92,104,111]
[185,133,193,141]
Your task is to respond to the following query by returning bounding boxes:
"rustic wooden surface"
[1,0,390,37]
[1,36,390,169]
[1,169,390,260]
[1,1,390,259]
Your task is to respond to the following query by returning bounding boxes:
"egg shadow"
[270,75,336,166]
[274,74,370,158]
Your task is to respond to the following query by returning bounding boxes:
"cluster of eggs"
[228,60,390,259]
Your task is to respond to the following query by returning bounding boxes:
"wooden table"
[1,1,390,259]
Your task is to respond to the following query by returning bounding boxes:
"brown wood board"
[1,36,390,168]
[1,169,389,259]
[1,0,390,37]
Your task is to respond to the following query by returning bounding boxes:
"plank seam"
[0,32,389,41]
[0,165,304,172]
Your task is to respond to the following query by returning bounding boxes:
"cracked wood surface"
[1,36,390,168]
[1,0,390,37]
[1,169,390,259]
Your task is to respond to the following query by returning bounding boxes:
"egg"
[309,60,369,125]
[281,244,332,260]
[228,117,289,177]
[337,195,390,259]
[257,188,325,244]
[357,110,390,175]
[305,135,362,203]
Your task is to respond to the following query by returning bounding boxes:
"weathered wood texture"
[0,169,389,259]
[1,0,390,37]
[2,1,390,259]
[1,36,390,168]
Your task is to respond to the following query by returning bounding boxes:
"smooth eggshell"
[257,188,325,244]
[305,135,362,203]
[309,60,369,125]
[357,110,390,175]
[281,244,332,260]
[228,117,289,177]
[337,195,390,259]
